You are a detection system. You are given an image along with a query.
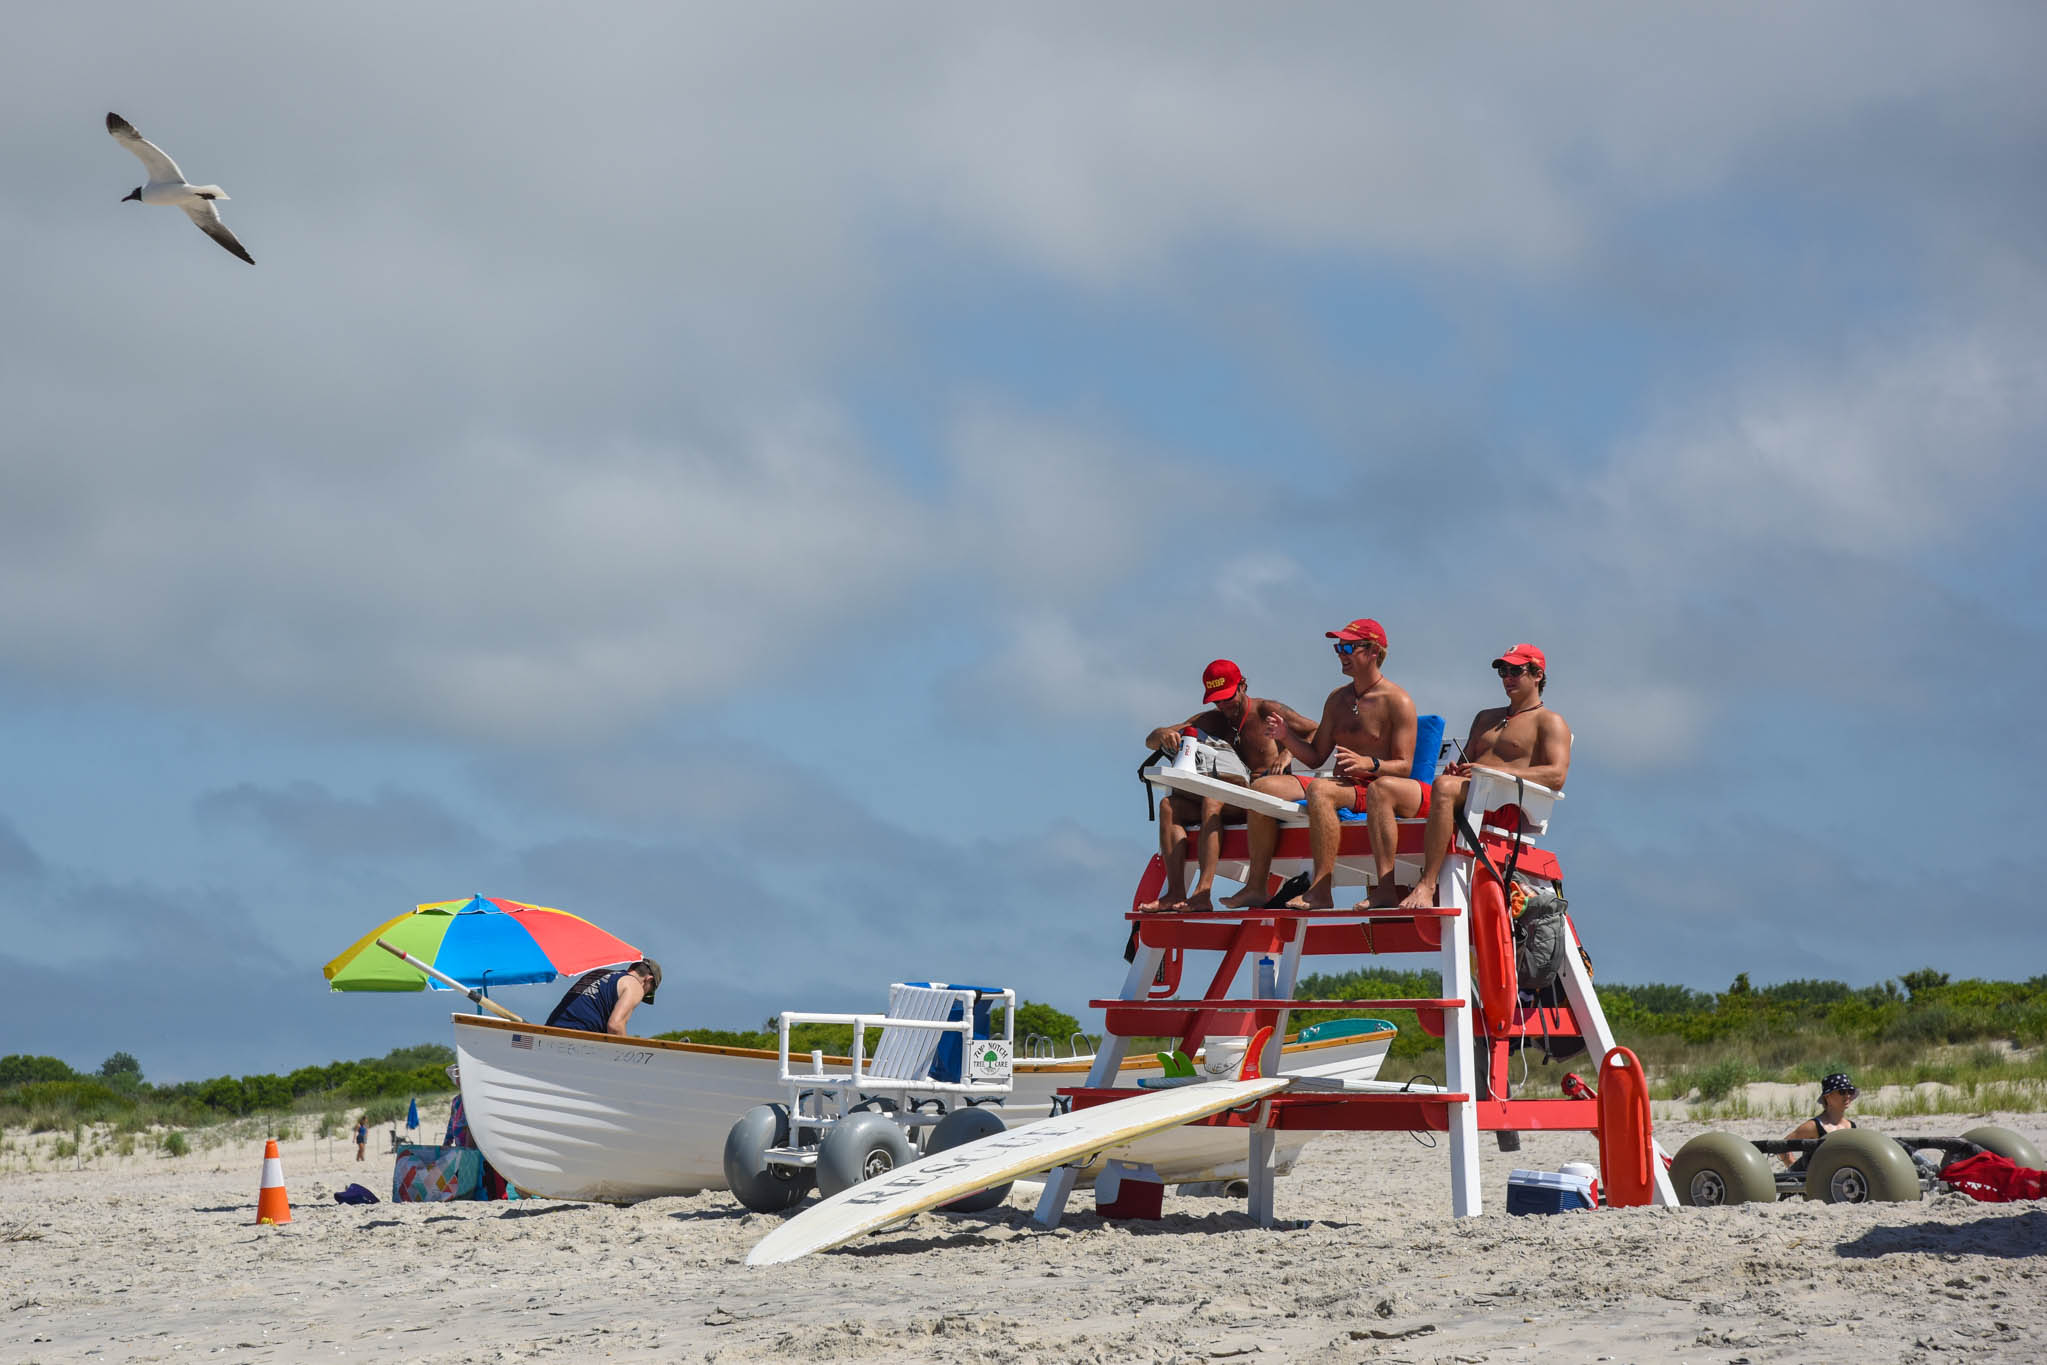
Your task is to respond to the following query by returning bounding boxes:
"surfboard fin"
[1238,1026,1274,1081]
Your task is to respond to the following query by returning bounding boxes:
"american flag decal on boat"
[511,1034,532,1050]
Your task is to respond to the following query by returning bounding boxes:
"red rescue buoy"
[1471,872,1518,1034]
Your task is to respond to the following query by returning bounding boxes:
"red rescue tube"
[1596,1046,1656,1207]
[1471,872,1518,1034]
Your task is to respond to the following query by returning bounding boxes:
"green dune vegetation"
[1294,967,2047,1116]
[0,1044,456,1169]
[8,975,2042,1169]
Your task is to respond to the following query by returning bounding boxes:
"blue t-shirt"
[546,969,625,1033]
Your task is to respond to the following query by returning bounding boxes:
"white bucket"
[1200,1035,1249,1079]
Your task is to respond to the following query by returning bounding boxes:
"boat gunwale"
[449,1013,1395,1072]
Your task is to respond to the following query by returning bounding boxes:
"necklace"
[1489,703,1543,729]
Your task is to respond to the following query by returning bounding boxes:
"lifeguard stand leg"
[1440,856,1482,1216]
[1244,926,1300,1227]
[1556,919,1679,1206]
[1034,941,1164,1228]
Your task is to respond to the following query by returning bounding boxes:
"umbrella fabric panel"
[427,911,563,988]
[323,911,457,992]
[506,906,643,975]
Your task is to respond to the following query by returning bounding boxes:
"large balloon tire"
[1804,1128,1921,1204]
[815,1112,916,1199]
[1670,1131,1778,1207]
[1956,1125,2046,1171]
[924,1106,1012,1213]
[723,1104,815,1213]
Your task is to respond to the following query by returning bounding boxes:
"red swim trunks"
[1294,775,1432,817]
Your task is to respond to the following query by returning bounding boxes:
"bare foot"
[1183,889,1214,913]
[1283,893,1334,911]
[1360,882,1409,909]
[1218,888,1265,909]
[1397,882,1437,910]
[1136,898,1168,912]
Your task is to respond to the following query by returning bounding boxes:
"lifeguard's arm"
[1486,711,1571,789]
[1146,714,1205,753]
[606,974,646,1036]
[1272,692,1341,769]
[1368,692,1417,779]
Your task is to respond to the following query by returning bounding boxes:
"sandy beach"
[5,1108,2044,1364]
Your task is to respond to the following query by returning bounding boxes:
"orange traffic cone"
[254,1139,292,1225]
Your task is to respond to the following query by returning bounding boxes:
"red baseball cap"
[1325,618,1387,647]
[1201,659,1244,703]
[1493,643,1546,670]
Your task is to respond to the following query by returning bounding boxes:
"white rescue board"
[745,1076,1291,1266]
[1144,769,1305,823]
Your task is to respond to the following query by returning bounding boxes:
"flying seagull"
[106,112,254,265]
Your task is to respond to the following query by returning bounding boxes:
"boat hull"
[452,1014,1390,1203]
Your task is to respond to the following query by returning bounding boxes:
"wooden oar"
[373,937,527,1023]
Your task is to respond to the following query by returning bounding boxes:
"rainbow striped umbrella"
[323,895,640,995]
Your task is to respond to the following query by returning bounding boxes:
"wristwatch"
[1370,755,1381,774]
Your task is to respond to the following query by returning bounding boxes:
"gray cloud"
[0,4,2040,746]
[195,780,490,861]
[0,816,45,883]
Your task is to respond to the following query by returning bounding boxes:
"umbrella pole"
[373,938,528,1023]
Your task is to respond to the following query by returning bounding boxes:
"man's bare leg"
[1185,798,1226,911]
[1287,779,1351,909]
[1399,774,1468,909]
[1142,797,1194,911]
[1219,813,1276,908]
[1220,776,1300,907]
[1359,777,1423,908]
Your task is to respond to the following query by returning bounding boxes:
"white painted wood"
[1557,917,1678,1206]
[1441,855,1483,1217]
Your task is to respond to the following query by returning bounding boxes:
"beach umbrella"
[323,895,642,1022]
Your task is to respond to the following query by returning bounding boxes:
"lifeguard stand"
[1035,765,1677,1225]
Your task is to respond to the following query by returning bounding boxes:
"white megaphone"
[1171,728,1201,773]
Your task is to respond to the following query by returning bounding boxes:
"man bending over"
[1220,619,1420,911]
[1142,660,1310,911]
[1398,644,1572,909]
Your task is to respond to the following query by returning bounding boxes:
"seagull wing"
[180,200,254,264]
[106,112,186,184]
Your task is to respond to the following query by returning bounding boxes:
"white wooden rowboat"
[452,1012,1392,1204]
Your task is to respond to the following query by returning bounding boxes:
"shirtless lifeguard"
[1141,659,1311,912]
[1396,643,1572,910]
[1218,619,1422,911]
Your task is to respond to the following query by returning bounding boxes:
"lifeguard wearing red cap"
[1493,643,1545,670]
[1201,660,1244,702]
[1326,619,1387,648]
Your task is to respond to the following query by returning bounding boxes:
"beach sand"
[4,1110,2044,1363]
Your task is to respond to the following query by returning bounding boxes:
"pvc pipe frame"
[372,937,527,1023]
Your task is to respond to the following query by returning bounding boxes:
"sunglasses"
[1334,641,1373,656]
[1495,663,1533,677]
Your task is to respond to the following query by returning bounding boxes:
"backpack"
[1511,873,1570,994]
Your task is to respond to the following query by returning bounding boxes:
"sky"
[2,4,2044,1081]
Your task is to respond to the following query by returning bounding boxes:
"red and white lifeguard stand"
[1033,764,1677,1225]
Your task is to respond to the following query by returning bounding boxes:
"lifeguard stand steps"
[1033,766,1678,1227]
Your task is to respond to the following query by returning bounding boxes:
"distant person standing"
[354,1116,367,1162]
[545,960,662,1036]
